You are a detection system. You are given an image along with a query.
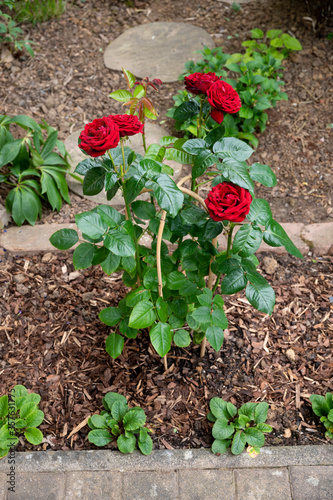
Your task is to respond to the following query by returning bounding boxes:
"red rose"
[110,114,144,138]
[79,116,120,157]
[184,72,220,95]
[205,182,252,223]
[207,80,241,123]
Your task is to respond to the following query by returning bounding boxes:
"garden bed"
[1,0,333,226]
[0,250,332,452]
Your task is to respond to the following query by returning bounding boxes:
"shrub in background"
[0,0,34,56]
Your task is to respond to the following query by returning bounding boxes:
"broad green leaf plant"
[310,393,333,440]
[50,68,303,370]
[208,397,272,456]
[87,392,153,455]
[0,385,44,458]
[167,29,302,147]
[0,114,71,225]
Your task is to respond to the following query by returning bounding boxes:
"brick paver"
[122,471,177,500]
[290,465,333,500]
[178,468,235,500]
[6,472,65,500]
[65,471,121,500]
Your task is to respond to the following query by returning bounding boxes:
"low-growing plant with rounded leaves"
[310,393,333,440]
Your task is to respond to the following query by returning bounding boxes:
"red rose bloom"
[207,80,241,123]
[205,182,252,223]
[110,114,144,138]
[79,116,120,157]
[184,72,220,95]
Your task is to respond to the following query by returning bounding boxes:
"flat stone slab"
[104,22,215,82]
[64,122,183,207]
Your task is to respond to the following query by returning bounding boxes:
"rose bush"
[51,68,303,368]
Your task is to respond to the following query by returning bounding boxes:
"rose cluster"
[184,72,241,124]
[79,114,144,157]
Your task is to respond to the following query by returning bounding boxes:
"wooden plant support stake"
[156,176,218,362]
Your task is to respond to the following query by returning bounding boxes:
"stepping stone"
[104,22,215,83]
[64,122,184,207]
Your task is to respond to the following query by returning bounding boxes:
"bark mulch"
[0,250,332,452]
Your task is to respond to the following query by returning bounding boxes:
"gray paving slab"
[122,471,177,500]
[179,468,235,500]
[65,471,121,500]
[6,472,65,500]
[0,446,332,474]
[0,474,6,500]
[234,467,292,500]
[64,122,183,206]
[290,465,333,500]
[104,22,215,82]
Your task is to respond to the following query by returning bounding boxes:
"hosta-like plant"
[310,393,333,440]
[87,392,152,455]
[0,385,44,458]
[208,398,272,456]
[50,68,302,369]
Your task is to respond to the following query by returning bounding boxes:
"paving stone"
[0,474,6,500]
[0,223,78,254]
[64,122,183,206]
[179,468,235,499]
[234,468,292,500]
[122,471,177,500]
[104,22,214,82]
[301,222,333,255]
[65,471,121,500]
[6,472,65,500]
[290,466,333,500]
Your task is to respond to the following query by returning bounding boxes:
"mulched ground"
[1,0,333,225]
[0,250,332,452]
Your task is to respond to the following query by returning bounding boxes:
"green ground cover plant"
[310,393,333,440]
[13,0,67,24]
[0,385,44,458]
[0,0,34,56]
[51,68,303,371]
[208,397,272,456]
[0,114,71,226]
[167,29,302,147]
[87,392,153,455]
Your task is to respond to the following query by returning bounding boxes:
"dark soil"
[0,250,332,452]
[1,0,333,225]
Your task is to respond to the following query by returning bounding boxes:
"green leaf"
[0,396,8,418]
[244,427,265,447]
[24,427,43,445]
[251,28,264,38]
[99,307,122,326]
[173,329,191,348]
[213,137,253,162]
[281,33,302,51]
[75,212,108,239]
[111,401,128,422]
[193,150,219,179]
[166,271,187,290]
[212,419,235,440]
[49,228,78,250]
[164,148,194,165]
[83,167,106,196]
[88,429,112,447]
[182,138,206,155]
[105,332,124,359]
[267,29,283,39]
[41,130,58,159]
[73,242,95,269]
[263,220,303,258]
[210,398,229,420]
[238,402,256,420]
[239,106,254,119]
[255,96,272,111]
[206,326,224,351]
[11,385,27,398]
[126,287,150,308]
[219,158,254,193]
[221,268,247,295]
[41,172,62,211]
[9,114,41,132]
[227,403,237,418]
[310,395,330,417]
[74,157,98,176]
[250,163,277,187]
[103,392,127,412]
[232,224,262,257]
[123,68,136,88]
[25,409,44,428]
[174,99,200,121]
[247,199,272,226]
[197,288,213,306]
[159,136,178,147]
[90,414,108,429]
[129,301,156,329]
[103,230,136,257]
[231,430,247,455]
[148,174,184,217]
[191,306,211,325]
[117,433,136,453]
[101,253,121,275]
[132,200,156,220]
[257,423,273,433]
[109,89,133,102]
[20,402,38,419]
[204,125,225,148]
[123,407,146,431]
[138,428,153,455]
[212,439,231,455]
[254,402,269,423]
[211,309,228,329]
[150,322,172,357]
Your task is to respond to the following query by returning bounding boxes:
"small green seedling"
[310,393,333,440]
[0,384,44,458]
[208,398,272,456]
[87,392,153,455]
